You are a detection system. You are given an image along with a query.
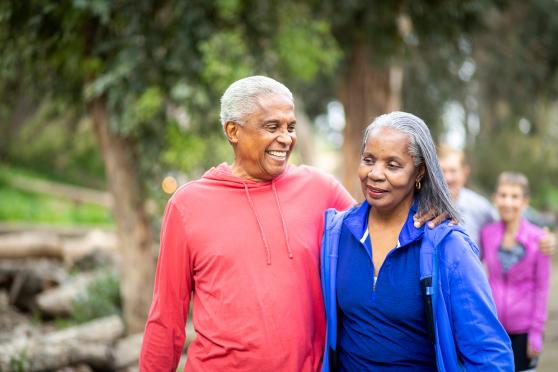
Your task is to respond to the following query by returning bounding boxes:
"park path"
[537,254,558,371]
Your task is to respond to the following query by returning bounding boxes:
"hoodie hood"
[202,162,290,189]
[202,162,293,264]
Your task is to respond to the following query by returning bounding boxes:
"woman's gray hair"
[220,76,294,128]
[362,111,460,221]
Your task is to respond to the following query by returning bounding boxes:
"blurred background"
[1,0,557,370]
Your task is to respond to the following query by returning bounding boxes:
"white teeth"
[268,150,287,158]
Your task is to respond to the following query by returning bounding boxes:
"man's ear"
[224,121,240,144]
[463,164,471,180]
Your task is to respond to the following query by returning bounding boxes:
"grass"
[0,164,113,225]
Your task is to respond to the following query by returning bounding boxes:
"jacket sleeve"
[441,232,513,370]
[139,200,193,371]
[528,249,551,352]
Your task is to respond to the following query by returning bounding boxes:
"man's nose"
[277,131,293,145]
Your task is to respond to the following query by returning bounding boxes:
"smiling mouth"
[266,150,288,161]
[366,186,388,197]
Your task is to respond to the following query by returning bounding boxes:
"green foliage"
[8,349,30,372]
[162,122,232,177]
[70,272,121,324]
[275,4,341,81]
[0,165,112,225]
[199,31,255,95]
[472,128,558,211]
[5,101,106,187]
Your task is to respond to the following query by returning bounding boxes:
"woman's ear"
[417,164,426,182]
[224,121,240,144]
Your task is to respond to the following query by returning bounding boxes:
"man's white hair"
[220,76,294,128]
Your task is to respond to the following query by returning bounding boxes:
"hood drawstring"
[243,183,272,265]
[242,181,293,265]
[272,181,293,259]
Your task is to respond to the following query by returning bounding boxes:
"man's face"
[439,153,468,200]
[228,94,297,182]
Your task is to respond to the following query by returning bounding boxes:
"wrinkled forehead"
[363,126,412,154]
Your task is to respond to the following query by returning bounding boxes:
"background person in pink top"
[480,172,551,372]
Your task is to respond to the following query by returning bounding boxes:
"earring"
[415,180,421,190]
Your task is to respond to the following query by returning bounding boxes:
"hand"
[527,343,541,359]
[539,227,556,256]
[413,210,455,229]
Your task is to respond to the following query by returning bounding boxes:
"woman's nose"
[368,166,385,180]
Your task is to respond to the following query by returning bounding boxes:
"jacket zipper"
[371,244,399,297]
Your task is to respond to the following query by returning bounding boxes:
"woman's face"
[358,127,424,213]
[494,183,528,223]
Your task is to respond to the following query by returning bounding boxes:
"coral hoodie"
[140,163,354,371]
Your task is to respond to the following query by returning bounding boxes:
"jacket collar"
[492,218,533,247]
[344,200,425,247]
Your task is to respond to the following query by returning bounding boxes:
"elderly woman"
[321,112,513,371]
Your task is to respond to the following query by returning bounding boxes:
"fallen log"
[0,230,118,269]
[0,232,62,259]
[111,333,143,370]
[0,259,67,311]
[0,315,124,371]
[36,272,104,316]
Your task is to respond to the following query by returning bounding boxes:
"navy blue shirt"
[336,202,436,371]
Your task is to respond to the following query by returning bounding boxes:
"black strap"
[421,276,436,345]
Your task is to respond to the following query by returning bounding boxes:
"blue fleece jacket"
[320,203,513,372]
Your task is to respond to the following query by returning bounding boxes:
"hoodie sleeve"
[328,177,355,211]
[140,200,192,371]
[528,248,551,352]
[441,231,514,370]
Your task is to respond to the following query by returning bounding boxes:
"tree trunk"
[88,97,155,333]
[293,96,316,166]
[338,43,403,198]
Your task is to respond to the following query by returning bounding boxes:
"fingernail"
[414,221,421,228]
[428,222,434,229]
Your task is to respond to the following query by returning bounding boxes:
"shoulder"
[324,204,359,229]
[283,164,340,184]
[480,221,501,235]
[519,218,545,242]
[460,188,492,208]
[428,223,480,263]
[168,178,206,204]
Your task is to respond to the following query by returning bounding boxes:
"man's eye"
[388,163,400,168]
[362,157,373,164]
[288,125,296,133]
[266,125,278,131]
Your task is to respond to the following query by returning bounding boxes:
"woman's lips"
[366,186,388,198]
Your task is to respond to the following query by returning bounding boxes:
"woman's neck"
[503,217,521,237]
[369,197,413,228]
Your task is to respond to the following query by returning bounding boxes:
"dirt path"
[536,254,558,371]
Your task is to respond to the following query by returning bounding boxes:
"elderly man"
[438,144,555,253]
[139,76,355,371]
